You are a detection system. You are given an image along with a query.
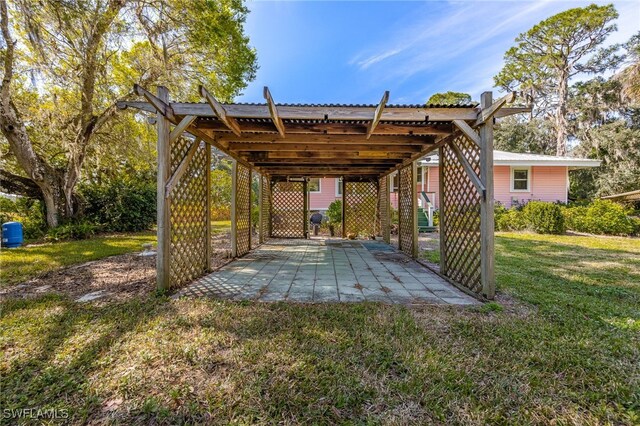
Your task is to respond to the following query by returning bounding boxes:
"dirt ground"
[0,232,245,303]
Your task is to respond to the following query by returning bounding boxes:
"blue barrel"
[2,222,23,248]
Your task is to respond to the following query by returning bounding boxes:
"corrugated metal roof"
[205,102,478,108]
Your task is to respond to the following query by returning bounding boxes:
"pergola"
[118,85,528,300]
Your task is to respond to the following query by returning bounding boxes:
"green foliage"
[563,200,636,235]
[251,205,260,229]
[210,166,232,220]
[496,209,528,232]
[45,222,100,241]
[495,4,621,95]
[0,197,46,240]
[326,200,342,224]
[494,117,556,154]
[426,91,472,105]
[570,121,640,200]
[523,202,566,234]
[79,174,156,233]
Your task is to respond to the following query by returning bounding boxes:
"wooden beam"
[125,86,255,172]
[134,84,176,122]
[165,138,201,198]
[379,133,454,178]
[199,85,242,136]
[263,86,285,138]
[474,91,516,127]
[252,159,398,166]
[117,100,530,122]
[228,142,421,152]
[231,160,238,257]
[448,138,486,199]
[205,143,212,271]
[479,91,496,300]
[366,90,389,139]
[244,151,412,160]
[213,132,432,145]
[155,86,171,291]
[196,120,452,136]
[169,115,197,144]
[452,119,481,148]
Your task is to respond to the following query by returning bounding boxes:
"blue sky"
[237,0,640,104]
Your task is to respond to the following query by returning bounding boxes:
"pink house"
[307,150,600,212]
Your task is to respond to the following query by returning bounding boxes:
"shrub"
[326,200,342,224]
[0,197,46,240]
[563,199,635,235]
[46,222,100,241]
[79,174,156,232]
[496,209,528,231]
[523,201,566,234]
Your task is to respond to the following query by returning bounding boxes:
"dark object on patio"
[310,212,323,236]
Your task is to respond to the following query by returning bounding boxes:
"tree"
[494,4,623,156]
[494,117,556,155]
[0,0,257,227]
[617,31,640,103]
[426,91,472,105]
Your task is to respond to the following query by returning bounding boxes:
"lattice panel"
[441,133,482,293]
[398,165,415,256]
[344,180,379,238]
[271,180,304,238]
[260,174,271,243]
[234,163,251,257]
[169,138,207,288]
[379,175,390,243]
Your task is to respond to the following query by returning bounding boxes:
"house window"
[511,167,530,192]
[391,173,398,192]
[335,178,342,196]
[308,178,321,193]
[417,166,423,183]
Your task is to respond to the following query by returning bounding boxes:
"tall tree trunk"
[555,71,569,156]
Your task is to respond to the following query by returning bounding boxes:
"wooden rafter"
[199,85,242,136]
[263,86,285,137]
[196,120,452,136]
[214,133,431,144]
[366,90,389,139]
[474,91,516,127]
[169,115,197,144]
[133,84,176,122]
[228,142,421,152]
[452,119,481,148]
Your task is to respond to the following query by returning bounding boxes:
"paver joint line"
[177,238,479,305]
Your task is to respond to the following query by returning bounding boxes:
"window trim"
[335,178,342,196]
[510,166,531,192]
[308,177,322,193]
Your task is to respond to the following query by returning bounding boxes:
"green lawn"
[1,233,638,424]
[0,232,157,287]
[0,221,232,287]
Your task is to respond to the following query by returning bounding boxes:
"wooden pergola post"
[341,177,346,238]
[259,174,264,244]
[480,91,496,299]
[303,179,309,238]
[205,143,212,271]
[438,147,447,276]
[156,86,171,291]
[231,159,238,258]
[383,175,391,244]
[411,160,419,258]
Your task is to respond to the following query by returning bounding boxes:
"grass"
[0,221,232,287]
[1,233,639,424]
[0,232,157,287]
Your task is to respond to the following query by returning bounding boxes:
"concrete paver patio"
[177,239,478,305]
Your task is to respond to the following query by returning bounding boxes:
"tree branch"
[0,169,42,199]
